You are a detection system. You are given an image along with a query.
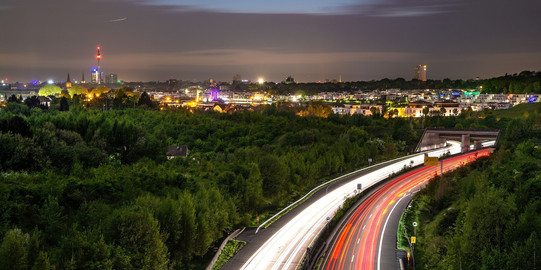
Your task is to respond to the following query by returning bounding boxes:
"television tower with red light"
[91,45,103,84]
[96,45,102,84]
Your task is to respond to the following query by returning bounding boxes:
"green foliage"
[259,155,288,195]
[212,239,246,270]
[39,85,62,96]
[32,251,54,270]
[2,102,30,116]
[0,105,422,269]
[108,206,168,269]
[482,71,541,94]
[68,85,87,97]
[90,86,108,96]
[0,228,30,270]
[59,97,69,111]
[137,92,154,108]
[409,114,541,270]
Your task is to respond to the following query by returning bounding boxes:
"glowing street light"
[258,78,264,84]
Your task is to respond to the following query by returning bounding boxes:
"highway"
[238,141,490,270]
[324,149,491,270]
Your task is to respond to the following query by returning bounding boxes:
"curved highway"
[238,141,489,270]
[324,149,491,270]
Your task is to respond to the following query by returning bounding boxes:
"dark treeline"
[408,109,541,269]
[481,70,541,94]
[258,78,484,96]
[0,102,424,269]
[234,70,541,95]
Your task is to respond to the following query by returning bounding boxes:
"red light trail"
[325,149,490,270]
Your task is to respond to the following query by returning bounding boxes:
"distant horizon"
[2,69,538,85]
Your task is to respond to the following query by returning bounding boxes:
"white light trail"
[240,141,469,270]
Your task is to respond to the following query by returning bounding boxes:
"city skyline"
[0,0,540,83]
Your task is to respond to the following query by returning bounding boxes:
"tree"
[369,107,379,116]
[6,115,32,137]
[7,94,20,103]
[456,186,515,267]
[31,251,54,270]
[259,155,287,195]
[59,97,69,111]
[422,106,430,117]
[39,196,66,244]
[2,102,29,116]
[299,102,332,118]
[38,85,62,96]
[90,86,108,96]
[24,96,42,109]
[137,92,154,108]
[0,228,30,270]
[440,107,447,116]
[68,85,88,97]
[108,206,169,269]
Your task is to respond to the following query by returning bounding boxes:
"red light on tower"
[96,46,101,60]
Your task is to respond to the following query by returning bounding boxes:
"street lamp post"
[412,222,418,269]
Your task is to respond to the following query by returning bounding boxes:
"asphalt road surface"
[224,141,492,270]
[323,149,491,270]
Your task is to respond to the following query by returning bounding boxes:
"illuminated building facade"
[91,68,103,84]
[414,65,427,81]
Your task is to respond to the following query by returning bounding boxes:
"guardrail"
[254,143,456,234]
[205,227,246,270]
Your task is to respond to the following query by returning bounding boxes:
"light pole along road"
[238,141,492,270]
[323,148,491,270]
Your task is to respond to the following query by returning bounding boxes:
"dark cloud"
[0,0,540,82]
[336,0,461,17]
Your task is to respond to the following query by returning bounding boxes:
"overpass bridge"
[415,129,500,153]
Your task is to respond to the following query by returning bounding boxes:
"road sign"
[424,156,438,166]
[411,236,416,244]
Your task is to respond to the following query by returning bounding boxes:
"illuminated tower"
[96,46,102,84]
[65,73,72,89]
[92,46,103,84]
[414,65,427,82]
[81,72,85,84]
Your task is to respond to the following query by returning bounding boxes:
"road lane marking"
[377,195,407,270]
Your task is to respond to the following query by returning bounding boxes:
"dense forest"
[406,108,541,269]
[0,99,425,269]
[1,93,539,269]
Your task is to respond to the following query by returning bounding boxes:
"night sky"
[1,0,540,83]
